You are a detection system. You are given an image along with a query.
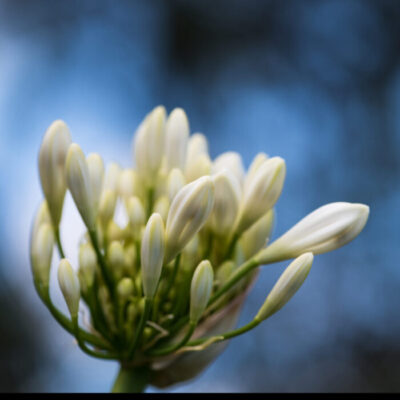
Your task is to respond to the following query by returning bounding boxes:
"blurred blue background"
[0,0,399,393]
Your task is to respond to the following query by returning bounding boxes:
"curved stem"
[148,321,196,357]
[54,227,65,259]
[127,298,153,360]
[112,365,150,393]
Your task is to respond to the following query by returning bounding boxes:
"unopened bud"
[141,213,165,299]
[190,260,214,323]
[38,120,72,226]
[244,152,268,192]
[86,153,104,215]
[185,153,212,183]
[212,152,245,185]
[255,252,313,321]
[165,176,214,263]
[58,259,81,317]
[127,196,145,238]
[98,189,117,229]
[78,243,97,288]
[167,168,186,202]
[117,278,134,302]
[153,195,170,222]
[104,162,122,192]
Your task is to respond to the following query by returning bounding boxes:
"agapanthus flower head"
[31,106,369,392]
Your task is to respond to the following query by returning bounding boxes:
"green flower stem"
[187,318,260,347]
[224,232,240,260]
[111,365,150,393]
[127,297,153,360]
[147,321,196,357]
[54,227,65,259]
[35,282,112,350]
[160,255,181,307]
[72,315,119,360]
[146,186,154,219]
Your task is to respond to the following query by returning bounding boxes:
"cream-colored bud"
[165,108,189,171]
[167,168,186,203]
[118,169,138,199]
[210,170,241,236]
[153,195,170,222]
[104,162,122,192]
[240,209,275,259]
[186,133,208,162]
[244,152,269,192]
[30,223,54,287]
[236,157,285,235]
[216,260,234,286]
[32,200,51,240]
[124,243,137,275]
[190,260,214,323]
[256,202,370,264]
[117,278,134,302]
[58,259,81,317]
[127,196,145,238]
[255,252,313,321]
[65,143,96,230]
[98,189,117,229]
[86,153,104,214]
[134,106,166,181]
[141,213,165,299]
[108,241,125,268]
[212,152,245,185]
[165,176,215,263]
[38,120,72,226]
[78,243,97,288]
[106,220,125,242]
[185,153,212,183]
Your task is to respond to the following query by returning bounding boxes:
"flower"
[30,106,369,392]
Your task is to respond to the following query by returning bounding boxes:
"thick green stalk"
[112,365,150,393]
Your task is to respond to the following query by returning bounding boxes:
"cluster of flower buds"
[30,107,369,391]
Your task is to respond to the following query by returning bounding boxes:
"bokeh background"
[0,0,400,393]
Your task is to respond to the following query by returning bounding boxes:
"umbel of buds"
[30,106,369,393]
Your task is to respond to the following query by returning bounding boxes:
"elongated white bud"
[104,162,121,192]
[153,195,170,222]
[141,213,165,299]
[118,169,138,199]
[236,157,285,235]
[165,176,215,263]
[108,241,125,280]
[244,152,268,192]
[212,152,245,185]
[186,133,208,162]
[255,252,313,321]
[117,278,134,302]
[165,108,189,171]
[256,202,370,263]
[86,153,104,215]
[190,260,214,323]
[32,200,51,241]
[240,209,275,259]
[127,196,145,238]
[167,168,186,202]
[78,243,97,288]
[134,106,166,181]
[58,259,81,317]
[30,223,54,287]
[185,153,212,183]
[65,143,96,230]
[98,189,117,229]
[210,170,241,236]
[38,120,72,226]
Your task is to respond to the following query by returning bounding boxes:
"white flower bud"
[38,120,72,226]
[210,169,241,236]
[30,223,54,287]
[58,259,81,317]
[141,213,165,299]
[167,168,186,203]
[108,241,125,269]
[32,200,51,241]
[117,278,134,302]
[78,243,97,288]
[98,189,117,229]
[106,220,126,242]
[165,176,215,263]
[153,195,170,223]
[124,243,137,275]
[185,153,212,183]
[212,152,245,185]
[236,157,285,235]
[127,196,145,238]
[134,106,166,181]
[190,260,214,323]
[255,252,313,321]
[244,152,268,193]
[86,153,104,215]
[165,108,189,172]
[65,143,96,230]
[104,162,122,192]
[118,169,138,199]
[186,133,208,162]
[240,209,275,259]
[256,202,370,263]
